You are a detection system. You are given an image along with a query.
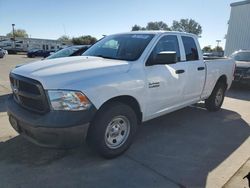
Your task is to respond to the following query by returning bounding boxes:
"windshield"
[46,46,81,59]
[233,52,250,62]
[83,34,155,61]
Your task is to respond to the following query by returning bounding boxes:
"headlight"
[47,90,91,111]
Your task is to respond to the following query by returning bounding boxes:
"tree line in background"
[131,19,202,36]
[6,29,97,45]
[6,29,29,38]
[5,19,224,50]
[202,45,223,52]
[57,35,97,45]
[132,19,224,51]
[6,19,202,42]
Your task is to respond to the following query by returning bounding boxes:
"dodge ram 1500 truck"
[7,31,235,158]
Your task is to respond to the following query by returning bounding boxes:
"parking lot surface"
[0,55,249,188]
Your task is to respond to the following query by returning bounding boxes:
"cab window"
[182,36,199,61]
[147,35,181,65]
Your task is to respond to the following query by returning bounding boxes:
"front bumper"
[7,95,97,148]
[234,67,250,85]
[233,74,250,85]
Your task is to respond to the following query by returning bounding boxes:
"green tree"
[131,24,146,31]
[202,46,212,52]
[213,46,223,52]
[58,35,71,43]
[6,29,28,38]
[131,21,170,31]
[71,35,97,45]
[146,21,170,31]
[171,19,202,36]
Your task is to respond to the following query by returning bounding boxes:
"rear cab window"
[181,36,199,61]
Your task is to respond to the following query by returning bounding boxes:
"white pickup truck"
[7,31,235,158]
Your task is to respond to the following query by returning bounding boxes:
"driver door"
[144,34,188,120]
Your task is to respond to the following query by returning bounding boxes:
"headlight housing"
[47,90,91,111]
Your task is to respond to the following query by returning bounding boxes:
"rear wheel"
[87,102,138,158]
[205,82,227,111]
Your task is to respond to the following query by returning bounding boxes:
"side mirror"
[154,51,177,65]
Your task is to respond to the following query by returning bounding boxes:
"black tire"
[87,102,138,158]
[205,82,227,111]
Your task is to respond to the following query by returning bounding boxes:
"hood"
[12,56,130,89]
[235,60,250,68]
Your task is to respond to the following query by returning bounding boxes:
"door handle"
[197,67,205,71]
[176,69,185,74]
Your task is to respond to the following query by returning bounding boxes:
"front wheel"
[205,82,227,111]
[87,102,138,158]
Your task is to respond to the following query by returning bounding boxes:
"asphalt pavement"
[0,55,249,188]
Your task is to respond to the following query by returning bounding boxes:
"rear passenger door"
[181,36,206,102]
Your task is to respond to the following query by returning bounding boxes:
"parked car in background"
[15,46,90,68]
[3,49,8,55]
[0,48,6,58]
[27,49,54,58]
[203,52,213,57]
[231,50,250,85]
[46,45,90,60]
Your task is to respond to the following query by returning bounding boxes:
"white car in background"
[231,50,250,85]
[0,48,6,58]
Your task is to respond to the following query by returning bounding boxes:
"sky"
[0,0,239,48]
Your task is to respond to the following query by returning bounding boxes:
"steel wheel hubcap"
[105,116,130,149]
[215,88,223,106]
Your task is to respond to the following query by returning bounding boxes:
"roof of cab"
[113,30,198,38]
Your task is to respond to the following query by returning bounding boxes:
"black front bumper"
[233,76,250,85]
[234,67,250,85]
[7,95,97,148]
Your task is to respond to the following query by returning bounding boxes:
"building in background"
[225,0,250,56]
[0,36,69,53]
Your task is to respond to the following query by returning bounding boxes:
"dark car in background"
[46,45,90,60]
[15,45,90,68]
[27,49,53,58]
[231,50,250,85]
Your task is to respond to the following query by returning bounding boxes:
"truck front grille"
[10,74,50,114]
[235,67,248,75]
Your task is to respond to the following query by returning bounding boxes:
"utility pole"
[216,40,221,50]
[12,24,16,51]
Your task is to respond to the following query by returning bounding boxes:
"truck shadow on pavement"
[0,106,249,188]
[0,94,10,113]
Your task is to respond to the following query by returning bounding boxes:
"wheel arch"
[96,95,142,124]
[216,75,228,88]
